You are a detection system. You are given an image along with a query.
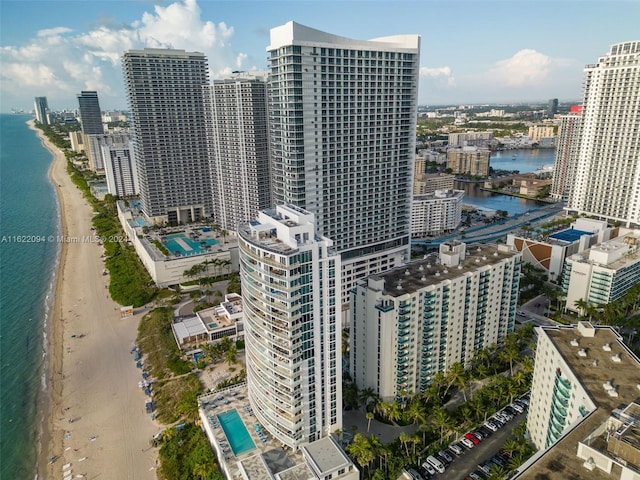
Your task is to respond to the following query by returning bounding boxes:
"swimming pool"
[162,233,219,256]
[217,409,256,456]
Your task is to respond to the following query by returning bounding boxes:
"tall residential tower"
[238,205,342,449]
[34,96,49,125]
[566,41,640,227]
[77,91,104,135]
[122,49,212,223]
[204,73,271,231]
[267,21,420,311]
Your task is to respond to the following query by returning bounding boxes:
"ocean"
[0,114,60,479]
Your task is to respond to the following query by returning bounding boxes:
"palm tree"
[398,432,411,456]
[499,341,521,376]
[387,401,402,424]
[405,398,427,426]
[359,387,376,412]
[366,412,374,433]
[225,344,237,366]
[347,433,375,476]
[445,362,469,401]
[430,406,454,443]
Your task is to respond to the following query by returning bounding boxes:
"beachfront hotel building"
[34,96,49,125]
[350,241,522,401]
[203,72,272,231]
[565,41,640,228]
[551,110,582,201]
[515,323,640,480]
[122,48,212,224]
[411,189,464,238]
[238,204,342,449]
[100,133,139,197]
[562,228,640,314]
[267,21,420,315]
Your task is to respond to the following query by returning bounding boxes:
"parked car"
[491,415,505,427]
[514,399,528,409]
[471,430,485,440]
[484,421,499,432]
[490,455,507,467]
[417,465,432,479]
[477,425,493,437]
[510,402,525,414]
[518,396,530,406]
[465,432,480,445]
[504,405,518,416]
[460,437,475,449]
[516,310,527,317]
[449,443,464,455]
[501,409,515,420]
[421,461,436,476]
[438,449,453,463]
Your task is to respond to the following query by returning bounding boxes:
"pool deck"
[199,384,283,479]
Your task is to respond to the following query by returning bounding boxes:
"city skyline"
[2,0,640,111]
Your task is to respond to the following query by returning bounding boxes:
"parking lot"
[411,397,529,480]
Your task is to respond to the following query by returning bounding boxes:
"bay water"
[0,114,60,479]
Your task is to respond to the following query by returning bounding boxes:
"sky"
[1,0,639,112]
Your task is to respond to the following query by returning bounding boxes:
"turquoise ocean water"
[0,114,60,479]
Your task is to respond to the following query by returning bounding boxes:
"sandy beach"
[33,121,159,480]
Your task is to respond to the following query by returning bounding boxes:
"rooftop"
[368,244,517,297]
[517,325,640,480]
[303,436,352,475]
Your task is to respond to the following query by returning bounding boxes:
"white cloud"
[0,0,243,109]
[419,66,456,87]
[37,27,73,37]
[486,49,551,87]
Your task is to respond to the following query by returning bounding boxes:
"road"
[427,412,526,480]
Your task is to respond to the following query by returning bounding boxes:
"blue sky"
[1,0,639,111]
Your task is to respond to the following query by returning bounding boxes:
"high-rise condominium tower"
[267,21,420,310]
[203,73,271,231]
[566,41,640,227]
[238,204,341,449]
[77,91,104,135]
[122,49,212,223]
[34,96,49,125]
[550,111,582,201]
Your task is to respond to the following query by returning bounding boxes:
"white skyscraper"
[238,205,341,449]
[100,133,139,197]
[551,110,582,201]
[203,73,271,231]
[267,21,420,311]
[566,41,640,227]
[122,49,212,224]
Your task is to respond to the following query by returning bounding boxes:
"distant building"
[448,131,493,148]
[34,97,49,125]
[203,73,271,231]
[239,205,342,449]
[84,135,104,172]
[517,323,640,480]
[551,111,582,201]
[100,133,139,197]
[518,178,552,196]
[351,242,522,401]
[77,91,104,135]
[447,146,490,177]
[411,189,463,237]
[566,41,640,227]
[562,228,640,314]
[122,48,212,224]
[547,98,558,117]
[528,125,555,143]
[413,172,455,195]
[507,218,612,282]
[69,131,84,153]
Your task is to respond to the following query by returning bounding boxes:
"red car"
[464,432,480,445]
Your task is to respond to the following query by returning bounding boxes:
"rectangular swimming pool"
[162,233,218,256]
[217,409,256,456]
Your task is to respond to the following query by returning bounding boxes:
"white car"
[422,462,436,476]
[516,310,527,317]
[449,443,464,455]
[484,421,499,432]
[460,437,475,449]
[510,402,525,414]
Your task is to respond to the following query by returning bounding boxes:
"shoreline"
[31,121,159,480]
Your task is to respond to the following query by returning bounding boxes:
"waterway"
[456,148,555,215]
